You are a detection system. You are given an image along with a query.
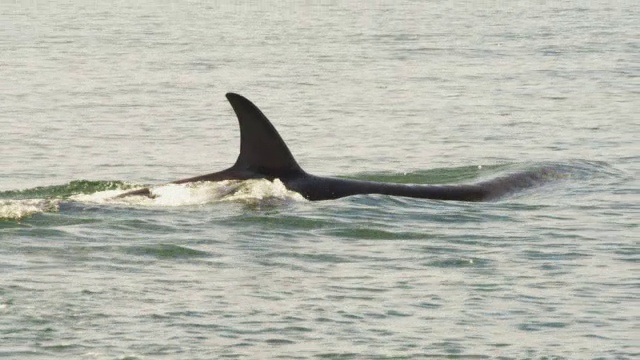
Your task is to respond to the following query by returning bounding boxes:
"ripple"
[123,244,211,259]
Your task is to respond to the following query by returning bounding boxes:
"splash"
[71,179,305,207]
[0,179,305,220]
[0,199,60,221]
[219,179,305,203]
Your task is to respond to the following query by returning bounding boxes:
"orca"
[118,93,553,201]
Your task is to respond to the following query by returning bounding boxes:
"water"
[1,1,638,358]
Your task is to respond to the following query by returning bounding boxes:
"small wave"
[0,180,131,200]
[124,244,211,259]
[345,164,506,184]
[349,160,617,189]
[0,199,60,221]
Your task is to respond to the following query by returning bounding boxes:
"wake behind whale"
[117,93,562,202]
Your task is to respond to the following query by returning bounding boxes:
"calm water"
[1,1,638,358]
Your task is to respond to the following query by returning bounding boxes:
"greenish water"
[1,1,638,358]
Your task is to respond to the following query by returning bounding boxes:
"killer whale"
[118,93,552,201]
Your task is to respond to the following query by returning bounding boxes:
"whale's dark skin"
[118,93,551,201]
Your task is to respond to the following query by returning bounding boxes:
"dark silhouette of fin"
[226,93,304,179]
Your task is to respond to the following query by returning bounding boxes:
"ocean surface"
[1,1,638,358]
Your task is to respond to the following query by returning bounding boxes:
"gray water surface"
[1,1,638,358]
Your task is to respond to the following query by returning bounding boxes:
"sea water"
[0,1,638,358]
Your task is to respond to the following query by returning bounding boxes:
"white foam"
[0,199,60,220]
[71,179,305,207]
[219,179,305,203]
[0,180,306,219]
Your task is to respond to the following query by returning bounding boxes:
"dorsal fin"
[225,93,304,178]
